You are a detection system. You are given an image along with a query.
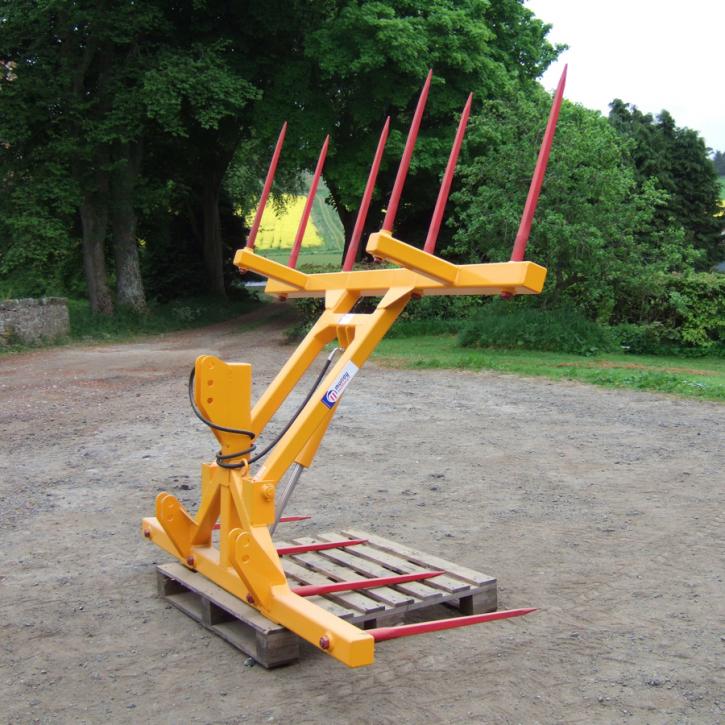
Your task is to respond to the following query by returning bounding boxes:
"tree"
[0,2,166,312]
[304,0,562,264]
[712,150,725,176]
[452,90,699,321]
[1,0,561,305]
[0,1,327,304]
[608,101,724,267]
[138,1,344,296]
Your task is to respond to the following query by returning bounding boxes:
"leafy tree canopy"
[304,0,562,252]
[712,150,725,177]
[452,89,699,321]
[608,100,724,266]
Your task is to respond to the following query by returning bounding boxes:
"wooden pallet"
[156,530,497,668]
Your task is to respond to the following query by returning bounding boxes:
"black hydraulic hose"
[188,347,339,469]
[247,347,339,464]
[188,369,256,467]
[188,369,256,438]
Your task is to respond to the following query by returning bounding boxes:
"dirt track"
[1,307,723,724]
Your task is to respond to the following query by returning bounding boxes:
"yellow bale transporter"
[142,68,567,668]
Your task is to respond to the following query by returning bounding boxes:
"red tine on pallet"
[276,538,367,556]
[342,117,391,271]
[246,122,287,250]
[288,135,330,269]
[423,92,473,255]
[369,607,537,642]
[292,570,444,597]
[382,69,433,234]
[510,65,567,262]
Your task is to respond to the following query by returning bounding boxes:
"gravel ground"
[1,306,723,724]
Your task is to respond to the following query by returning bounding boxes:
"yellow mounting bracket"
[142,230,546,668]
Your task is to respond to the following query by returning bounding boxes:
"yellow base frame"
[142,230,546,667]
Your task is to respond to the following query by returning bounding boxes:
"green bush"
[388,318,461,338]
[68,293,259,341]
[388,295,483,337]
[459,303,617,355]
[285,297,326,340]
[615,271,724,354]
[611,323,677,355]
[287,292,479,341]
[397,295,485,323]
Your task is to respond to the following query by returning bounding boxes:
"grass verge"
[374,335,725,402]
[0,295,262,355]
[67,295,262,341]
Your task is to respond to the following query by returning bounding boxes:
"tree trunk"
[325,179,358,266]
[80,188,113,315]
[195,121,244,296]
[111,141,146,311]
[337,206,358,266]
[201,176,226,297]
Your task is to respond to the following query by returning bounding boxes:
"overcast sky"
[526,0,724,152]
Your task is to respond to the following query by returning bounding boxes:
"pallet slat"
[279,556,371,616]
[314,532,444,601]
[329,533,469,595]
[155,530,498,668]
[291,536,414,608]
[343,528,496,586]
[279,542,386,615]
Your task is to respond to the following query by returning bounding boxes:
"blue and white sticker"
[321,362,359,409]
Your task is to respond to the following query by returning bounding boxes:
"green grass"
[0,295,262,354]
[262,248,342,268]
[374,335,725,401]
[310,183,344,251]
[68,295,262,341]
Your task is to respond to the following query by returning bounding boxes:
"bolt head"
[246,594,255,604]
[319,635,330,650]
[186,556,195,567]
[143,529,151,539]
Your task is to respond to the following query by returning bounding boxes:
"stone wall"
[0,297,70,345]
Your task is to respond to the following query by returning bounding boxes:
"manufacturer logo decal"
[321,362,359,409]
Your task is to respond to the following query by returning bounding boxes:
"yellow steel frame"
[142,230,546,667]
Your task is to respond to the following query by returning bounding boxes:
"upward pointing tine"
[246,122,287,250]
[510,65,567,262]
[382,69,433,234]
[342,117,390,271]
[423,92,473,255]
[288,135,330,269]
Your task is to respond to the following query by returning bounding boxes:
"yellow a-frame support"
[142,230,546,668]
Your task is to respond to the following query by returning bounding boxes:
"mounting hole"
[207,379,214,386]
[207,397,214,404]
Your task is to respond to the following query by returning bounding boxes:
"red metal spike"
[382,69,433,233]
[369,607,537,642]
[246,122,287,249]
[292,570,444,597]
[423,93,473,255]
[276,538,367,556]
[342,117,391,271]
[288,135,330,269]
[510,65,567,262]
